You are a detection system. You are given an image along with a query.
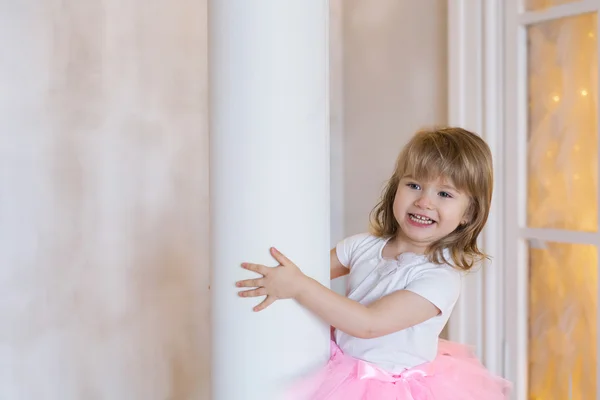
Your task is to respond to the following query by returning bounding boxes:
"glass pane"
[528,241,597,399]
[527,13,598,231]
[525,0,583,11]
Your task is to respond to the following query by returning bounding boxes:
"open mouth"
[408,213,436,225]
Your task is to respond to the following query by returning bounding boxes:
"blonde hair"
[369,127,493,271]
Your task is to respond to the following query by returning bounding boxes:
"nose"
[414,193,434,210]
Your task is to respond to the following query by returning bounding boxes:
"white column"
[209,2,331,400]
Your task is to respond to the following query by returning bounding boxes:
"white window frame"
[449,1,600,399]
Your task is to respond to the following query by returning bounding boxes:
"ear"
[460,208,470,225]
[462,200,476,225]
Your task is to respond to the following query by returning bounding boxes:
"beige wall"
[0,1,210,399]
[341,0,448,237]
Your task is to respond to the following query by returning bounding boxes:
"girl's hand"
[236,247,308,311]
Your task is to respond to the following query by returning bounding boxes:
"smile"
[408,213,435,225]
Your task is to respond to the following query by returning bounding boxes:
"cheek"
[440,201,470,223]
[455,202,472,224]
[393,190,411,211]
[392,197,402,216]
[392,188,402,206]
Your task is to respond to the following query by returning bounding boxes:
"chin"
[406,233,436,244]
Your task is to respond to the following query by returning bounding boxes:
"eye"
[406,183,421,190]
[438,191,453,198]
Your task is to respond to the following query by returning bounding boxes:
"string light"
[550,89,588,102]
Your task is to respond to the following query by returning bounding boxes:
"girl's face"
[392,175,471,250]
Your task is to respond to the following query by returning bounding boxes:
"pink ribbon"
[355,359,431,382]
[355,359,435,399]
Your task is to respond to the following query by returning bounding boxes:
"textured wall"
[0,1,210,399]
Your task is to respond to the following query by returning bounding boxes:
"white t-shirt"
[334,232,462,373]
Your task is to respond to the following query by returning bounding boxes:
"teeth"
[409,214,433,225]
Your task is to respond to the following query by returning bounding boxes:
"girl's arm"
[296,277,439,339]
[330,248,349,280]
[237,247,440,339]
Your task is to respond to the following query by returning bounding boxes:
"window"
[449,1,600,398]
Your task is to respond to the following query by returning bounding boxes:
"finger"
[270,247,293,266]
[241,263,269,276]
[253,295,277,312]
[238,287,267,298]
[235,278,264,288]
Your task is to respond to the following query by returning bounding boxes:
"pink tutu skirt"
[285,340,511,399]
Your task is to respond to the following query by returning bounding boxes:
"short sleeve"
[404,267,462,314]
[335,232,371,268]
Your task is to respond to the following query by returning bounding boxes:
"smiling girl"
[237,127,510,399]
